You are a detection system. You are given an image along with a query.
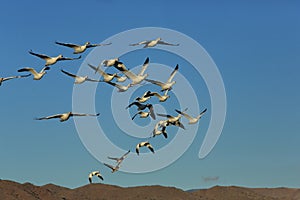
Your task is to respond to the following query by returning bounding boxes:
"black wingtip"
[175,64,179,70]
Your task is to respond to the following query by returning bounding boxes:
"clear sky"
[1,0,300,190]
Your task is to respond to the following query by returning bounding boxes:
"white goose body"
[121,57,149,86]
[88,63,118,82]
[130,37,179,48]
[55,41,112,54]
[35,112,100,122]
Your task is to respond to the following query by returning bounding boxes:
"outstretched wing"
[175,109,193,120]
[86,77,101,82]
[126,102,142,109]
[167,64,179,83]
[59,55,81,61]
[148,104,156,120]
[3,74,31,81]
[61,69,78,78]
[55,41,79,48]
[35,114,63,120]
[138,57,149,76]
[157,40,179,46]
[129,40,148,46]
[103,163,114,170]
[29,50,50,59]
[121,150,130,158]
[71,113,100,117]
[145,79,164,87]
[87,42,112,48]
[156,113,173,118]
[18,68,38,76]
[88,63,106,76]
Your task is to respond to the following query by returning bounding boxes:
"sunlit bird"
[152,120,168,139]
[175,108,207,124]
[136,141,155,155]
[130,37,179,48]
[61,69,101,84]
[55,41,111,54]
[135,91,152,103]
[18,67,50,80]
[88,171,104,184]
[29,50,81,66]
[120,57,150,86]
[145,64,178,91]
[131,111,150,120]
[0,74,30,86]
[35,112,100,122]
[126,102,155,120]
[145,90,170,102]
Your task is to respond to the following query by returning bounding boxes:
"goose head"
[85,42,90,46]
[157,37,162,41]
[58,54,63,59]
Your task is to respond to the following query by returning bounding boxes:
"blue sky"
[1,0,300,190]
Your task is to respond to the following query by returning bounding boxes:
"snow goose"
[88,171,104,183]
[35,112,100,122]
[55,41,111,54]
[103,163,120,173]
[152,120,168,139]
[145,64,178,91]
[126,102,155,120]
[101,58,119,67]
[105,81,132,92]
[0,74,30,86]
[131,111,150,120]
[18,67,50,80]
[87,63,120,82]
[107,150,130,165]
[175,108,207,124]
[29,50,81,66]
[146,90,170,102]
[157,111,185,130]
[120,57,149,86]
[136,141,155,155]
[135,91,152,103]
[61,69,101,84]
[130,37,179,48]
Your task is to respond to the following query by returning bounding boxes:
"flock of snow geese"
[1,37,207,184]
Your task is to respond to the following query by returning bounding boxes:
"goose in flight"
[175,108,207,124]
[88,171,103,183]
[130,37,179,48]
[136,141,155,155]
[103,163,120,173]
[55,41,112,54]
[105,81,132,92]
[145,90,170,102]
[131,111,150,120]
[35,112,100,122]
[135,91,152,103]
[0,74,31,86]
[120,57,150,86]
[61,69,101,84]
[107,150,130,164]
[101,58,119,67]
[126,102,155,120]
[88,63,121,82]
[145,64,178,91]
[29,50,81,66]
[18,67,50,80]
[157,111,185,130]
[153,120,168,138]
